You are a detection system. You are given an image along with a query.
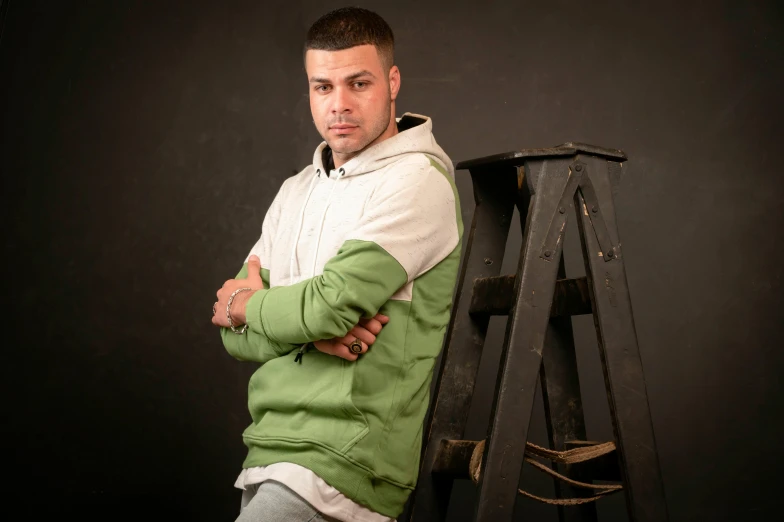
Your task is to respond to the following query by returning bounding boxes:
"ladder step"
[469,276,592,317]
[431,439,621,483]
[431,439,481,480]
[564,441,621,482]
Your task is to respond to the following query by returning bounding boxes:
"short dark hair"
[305,7,395,71]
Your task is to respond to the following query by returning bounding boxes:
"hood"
[312,113,454,178]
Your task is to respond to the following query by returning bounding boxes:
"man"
[212,7,463,521]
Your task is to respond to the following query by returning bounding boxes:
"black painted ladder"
[405,144,668,522]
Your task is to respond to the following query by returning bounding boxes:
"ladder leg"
[540,254,598,522]
[475,158,574,521]
[408,165,519,522]
[574,157,669,522]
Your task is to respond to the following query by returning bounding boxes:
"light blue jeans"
[236,480,340,522]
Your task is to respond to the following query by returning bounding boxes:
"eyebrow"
[309,70,377,84]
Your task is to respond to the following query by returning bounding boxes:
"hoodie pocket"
[244,352,369,454]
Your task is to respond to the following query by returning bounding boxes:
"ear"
[389,65,401,101]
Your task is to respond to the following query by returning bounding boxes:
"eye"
[315,85,331,93]
[353,81,368,89]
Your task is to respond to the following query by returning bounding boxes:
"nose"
[331,86,352,115]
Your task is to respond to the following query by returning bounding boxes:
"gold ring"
[349,338,363,354]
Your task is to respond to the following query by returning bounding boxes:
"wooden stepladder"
[405,144,668,521]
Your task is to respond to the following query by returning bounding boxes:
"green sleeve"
[220,263,300,363]
[244,240,408,344]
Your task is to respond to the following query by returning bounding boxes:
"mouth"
[330,124,358,133]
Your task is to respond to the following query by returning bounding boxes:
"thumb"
[247,255,263,283]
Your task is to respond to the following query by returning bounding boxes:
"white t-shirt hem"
[235,463,395,522]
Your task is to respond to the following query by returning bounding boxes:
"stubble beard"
[325,96,392,158]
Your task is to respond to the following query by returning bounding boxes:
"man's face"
[306,44,400,162]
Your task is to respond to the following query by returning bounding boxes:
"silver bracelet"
[227,287,253,334]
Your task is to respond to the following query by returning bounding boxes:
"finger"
[335,343,359,361]
[348,325,376,345]
[313,339,337,355]
[246,255,263,286]
[335,344,359,361]
[357,317,383,336]
[338,336,369,356]
[374,313,390,324]
[340,325,376,346]
[218,281,232,298]
[315,339,357,361]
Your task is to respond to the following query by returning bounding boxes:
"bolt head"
[607,249,615,258]
[559,207,566,214]
[592,206,598,213]
[544,250,552,258]
[575,164,583,172]
[484,258,493,265]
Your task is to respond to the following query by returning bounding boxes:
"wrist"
[229,289,257,326]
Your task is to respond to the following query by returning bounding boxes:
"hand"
[313,314,390,361]
[212,255,265,327]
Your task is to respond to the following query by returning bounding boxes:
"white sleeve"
[346,156,459,282]
[244,181,287,267]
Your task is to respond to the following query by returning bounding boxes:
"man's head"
[305,7,401,167]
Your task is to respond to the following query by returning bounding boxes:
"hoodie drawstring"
[289,169,321,284]
[291,167,343,365]
[309,167,343,278]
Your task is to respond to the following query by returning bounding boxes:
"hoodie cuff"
[245,288,271,338]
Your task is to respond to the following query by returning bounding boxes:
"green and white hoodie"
[221,113,463,518]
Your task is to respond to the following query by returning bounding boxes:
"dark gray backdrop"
[2,0,782,520]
